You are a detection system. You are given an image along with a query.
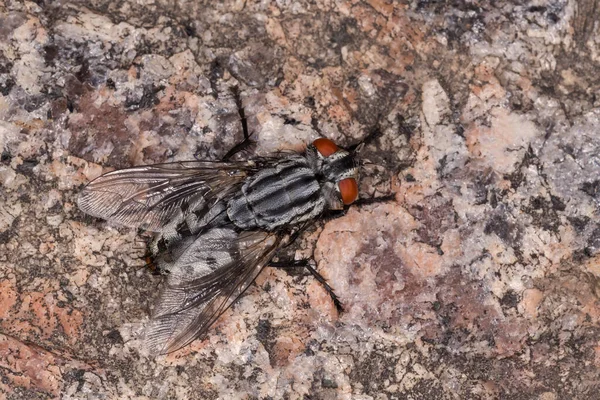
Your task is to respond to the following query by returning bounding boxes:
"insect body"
[78,137,360,354]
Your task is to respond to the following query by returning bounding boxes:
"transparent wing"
[77,161,256,231]
[144,227,284,354]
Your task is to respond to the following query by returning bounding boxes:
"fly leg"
[318,193,396,222]
[303,262,344,313]
[269,259,344,313]
[353,193,396,206]
[135,238,164,276]
[346,124,385,153]
[222,86,255,161]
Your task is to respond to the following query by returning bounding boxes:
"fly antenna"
[347,123,384,154]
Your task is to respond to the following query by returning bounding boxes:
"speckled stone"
[1,0,599,399]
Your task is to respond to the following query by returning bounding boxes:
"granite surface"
[1,0,600,399]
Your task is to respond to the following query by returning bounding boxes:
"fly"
[78,89,380,355]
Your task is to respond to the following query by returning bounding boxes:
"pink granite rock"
[1,0,599,398]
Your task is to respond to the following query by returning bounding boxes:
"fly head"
[307,138,359,210]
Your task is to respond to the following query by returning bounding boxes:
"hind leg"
[270,259,344,313]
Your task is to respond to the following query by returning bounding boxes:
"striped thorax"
[227,138,359,230]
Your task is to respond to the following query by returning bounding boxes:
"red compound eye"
[339,178,359,205]
[313,138,338,157]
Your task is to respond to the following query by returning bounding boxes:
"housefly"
[78,92,373,355]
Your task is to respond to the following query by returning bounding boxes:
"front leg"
[222,86,255,161]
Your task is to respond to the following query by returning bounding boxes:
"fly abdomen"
[227,156,325,230]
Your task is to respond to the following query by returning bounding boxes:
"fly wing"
[144,227,283,354]
[77,161,255,232]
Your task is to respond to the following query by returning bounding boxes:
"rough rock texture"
[1,0,599,399]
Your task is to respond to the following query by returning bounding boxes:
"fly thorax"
[227,156,326,230]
